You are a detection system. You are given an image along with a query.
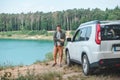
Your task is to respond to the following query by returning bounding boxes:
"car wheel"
[66,51,71,66]
[82,54,91,75]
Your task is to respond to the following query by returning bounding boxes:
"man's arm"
[60,32,66,42]
[53,32,60,41]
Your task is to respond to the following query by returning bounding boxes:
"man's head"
[56,25,61,31]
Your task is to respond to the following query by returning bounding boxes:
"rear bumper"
[90,58,120,68]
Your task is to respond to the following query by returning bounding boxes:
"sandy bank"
[0,34,53,40]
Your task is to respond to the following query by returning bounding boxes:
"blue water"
[0,39,53,65]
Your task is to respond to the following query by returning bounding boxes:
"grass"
[62,61,120,80]
[66,73,120,80]
[17,71,62,80]
[0,30,51,36]
[38,71,62,80]
[1,58,120,80]
[0,30,54,40]
[70,30,75,36]
[45,52,53,61]
[0,30,74,37]
[0,64,14,71]
[1,69,62,80]
[0,63,24,72]
[33,52,53,65]
[63,65,82,73]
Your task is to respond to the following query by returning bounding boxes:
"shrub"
[45,52,53,61]
[39,71,62,80]
[33,52,53,64]
[70,30,75,35]
[0,63,14,70]
[16,71,62,80]
[33,60,43,64]
[41,29,47,34]
[7,34,12,37]
[0,65,4,71]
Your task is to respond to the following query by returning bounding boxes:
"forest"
[0,6,120,32]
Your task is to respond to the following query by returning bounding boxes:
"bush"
[16,71,62,80]
[39,71,62,80]
[27,31,37,35]
[33,60,43,64]
[33,52,53,64]
[0,65,4,71]
[45,52,53,61]
[0,30,49,36]
[47,32,54,36]
[70,31,75,35]
[3,31,13,37]
[7,34,12,37]
[0,63,14,70]
[38,29,48,36]
[27,30,48,36]
[41,29,47,34]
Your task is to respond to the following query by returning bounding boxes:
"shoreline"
[0,30,73,41]
[0,34,53,41]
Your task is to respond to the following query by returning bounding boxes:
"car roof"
[100,20,120,25]
[77,20,120,30]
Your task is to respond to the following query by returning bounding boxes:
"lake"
[0,39,53,65]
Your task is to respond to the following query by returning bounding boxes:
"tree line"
[0,6,120,32]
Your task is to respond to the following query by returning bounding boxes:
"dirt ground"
[0,61,120,80]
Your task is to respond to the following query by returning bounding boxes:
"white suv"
[65,20,120,75]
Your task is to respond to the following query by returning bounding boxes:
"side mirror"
[67,38,71,42]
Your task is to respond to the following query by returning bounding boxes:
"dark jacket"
[53,30,66,46]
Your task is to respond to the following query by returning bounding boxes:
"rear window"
[101,25,120,40]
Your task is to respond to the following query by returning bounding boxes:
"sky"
[0,0,120,13]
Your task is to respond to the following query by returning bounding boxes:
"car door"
[75,28,87,61]
[68,29,81,59]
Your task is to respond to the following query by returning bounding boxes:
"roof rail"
[80,20,100,26]
[100,20,120,24]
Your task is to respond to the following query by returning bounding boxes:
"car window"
[73,30,81,41]
[101,25,120,40]
[79,28,87,41]
[86,27,92,40]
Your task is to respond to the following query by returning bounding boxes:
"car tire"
[66,51,71,66]
[82,54,91,76]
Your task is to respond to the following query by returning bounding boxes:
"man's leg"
[52,46,58,66]
[58,46,63,67]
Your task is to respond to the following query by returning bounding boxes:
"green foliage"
[0,6,120,31]
[70,31,75,36]
[45,52,53,61]
[39,71,62,80]
[40,29,48,35]
[0,31,13,37]
[0,65,4,71]
[7,34,12,37]
[33,60,43,64]
[47,31,54,36]
[0,64,14,71]
[0,30,49,36]
[33,52,53,64]
[26,30,48,35]
[15,71,62,80]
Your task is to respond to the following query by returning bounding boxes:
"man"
[52,25,66,67]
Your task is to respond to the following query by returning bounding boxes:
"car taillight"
[115,64,120,67]
[95,24,101,45]
[99,59,104,64]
